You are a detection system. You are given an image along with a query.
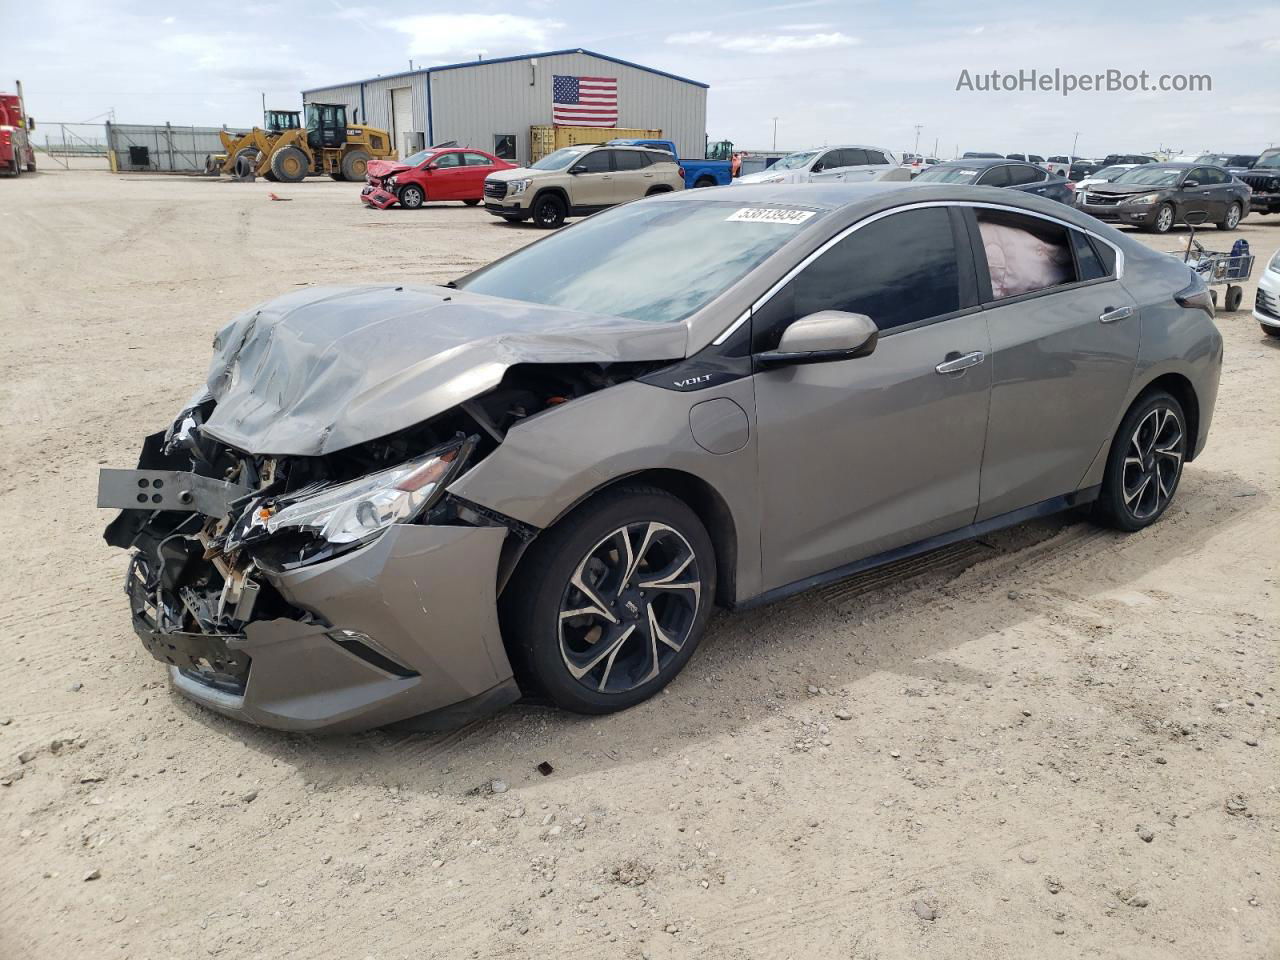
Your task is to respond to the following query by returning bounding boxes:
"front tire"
[398,184,424,209]
[463,198,480,206]
[502,487,716,714]
[1149,203,1175,234]
[269,146,308,183]
[532,192,567,229]
[1261,323,1280,339]
[1218,202,1241,230]
[1094,390,1186,532]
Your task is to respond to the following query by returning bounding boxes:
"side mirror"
[569,164,587,174]
[757,311,879,368]
[1182,179,1199,188]
[26,117,35,131]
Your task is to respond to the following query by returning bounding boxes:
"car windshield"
[456,201,821,324]
[913,165,978,183]
[530,146,591,170]
[1092,165,1127,180]
[1114,166,1182,186]
[773,150,819,170]
[403,149,438,166]
[1256,148,1280,168]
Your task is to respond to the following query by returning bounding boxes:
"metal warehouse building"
[301,48,708,166]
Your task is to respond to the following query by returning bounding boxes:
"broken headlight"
[263,439,470,546]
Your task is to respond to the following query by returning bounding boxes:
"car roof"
[932,158,1027,169]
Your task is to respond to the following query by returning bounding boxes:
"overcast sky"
[2,0,1276,158]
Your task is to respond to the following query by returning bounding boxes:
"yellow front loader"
[255,102,395,182]
[210,109,302,177]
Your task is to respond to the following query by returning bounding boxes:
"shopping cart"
[1179,211,1254,312]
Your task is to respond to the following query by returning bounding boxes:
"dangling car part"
[101,183,1222,734]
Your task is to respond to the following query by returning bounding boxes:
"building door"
[390,87,413,156]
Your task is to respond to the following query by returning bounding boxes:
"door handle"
[935,351,985,374]
[1099,305,1133,323]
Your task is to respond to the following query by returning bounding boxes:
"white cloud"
[162,16,175,25]
[391,14,563,60]
[666,30,857,54]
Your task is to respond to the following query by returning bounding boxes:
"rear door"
[967,206,1139,520]
[1197,166,1233,219]
[752,205,992,589]
[459,151,497,199]
[976,164,1013,188]
[611,149,651,200]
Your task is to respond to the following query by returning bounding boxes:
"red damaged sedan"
[362,146,515,209]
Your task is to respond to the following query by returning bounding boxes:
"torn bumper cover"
[100,424,521,735]
[127,523,518,734]
[360,185,398,209]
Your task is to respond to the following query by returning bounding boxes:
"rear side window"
[864,150,889,165]
[978,165,1012,187]
[1089,235,1117,275]
[614,151,645,170]
[753,207,961,349]
[461,152,492,166]
[1072,231,1107,281]
[843,148,870,166]
[975,209,1079,300]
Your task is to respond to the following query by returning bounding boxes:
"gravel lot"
[1,169,1276,960]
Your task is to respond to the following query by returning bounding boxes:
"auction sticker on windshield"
[726,208,816,225]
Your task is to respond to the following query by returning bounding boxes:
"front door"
[426,151,466,199]
[967,207,1140,520]
[569,149,616,207]
[752,206,992,591]
[807,149,849,183]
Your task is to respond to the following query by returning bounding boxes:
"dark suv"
[1240,147,1280,215]
[1078,162,1250,233]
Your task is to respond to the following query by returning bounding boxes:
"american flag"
[552,75,618,127]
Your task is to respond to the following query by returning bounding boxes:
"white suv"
[735,144,897,185]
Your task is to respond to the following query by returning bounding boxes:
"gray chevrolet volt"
[100,183,1222,734]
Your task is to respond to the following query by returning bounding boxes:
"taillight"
[678,166,685,179]
[1065,181,1075,191]
[1175,276,1215,318]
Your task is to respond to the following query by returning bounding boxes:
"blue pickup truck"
[607,138,734,189]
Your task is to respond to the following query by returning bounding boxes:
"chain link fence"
[106,122,243,173]
[34,122,110,169]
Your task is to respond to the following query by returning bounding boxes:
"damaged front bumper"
[100,425,522,734]
[124,522,518,734]
[361,184,398,209]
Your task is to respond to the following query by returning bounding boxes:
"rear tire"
[532,192,567,229]
[1218,202,1241,230]
[693,176,716,188]
[341,150,370,182]
[1093,390,1187,532]
[501,486,716,714]
[269,146,308,183]
[398,184,424,209]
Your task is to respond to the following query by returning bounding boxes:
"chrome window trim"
[710,199,1125,345]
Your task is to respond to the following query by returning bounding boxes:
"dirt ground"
[1,168,1276,960]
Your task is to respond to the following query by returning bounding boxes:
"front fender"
[447,378,763,602]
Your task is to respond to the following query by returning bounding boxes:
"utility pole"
[409,59,414,71]
[913,123,923,156]
[260,91,266,114]
[933,137,938,159]
[1070,131,1080,162]
[771,117,779,151]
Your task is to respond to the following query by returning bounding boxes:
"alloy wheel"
[1226,204,1240,228]
[558,522,702,694]
[1156,206,1174,232]
[1121,405,1184,521]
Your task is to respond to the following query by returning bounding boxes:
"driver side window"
[432,152,462,168]
[812,150,839,173]
[578,151,613,173]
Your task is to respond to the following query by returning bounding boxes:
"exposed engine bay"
[100,361,659,695]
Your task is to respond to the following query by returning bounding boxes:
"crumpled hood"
[200,284,688,456]
[366,159,411,179]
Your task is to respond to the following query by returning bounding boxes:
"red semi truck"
[1,81,36,176]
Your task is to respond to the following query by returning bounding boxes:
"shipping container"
[529,124,663,162]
